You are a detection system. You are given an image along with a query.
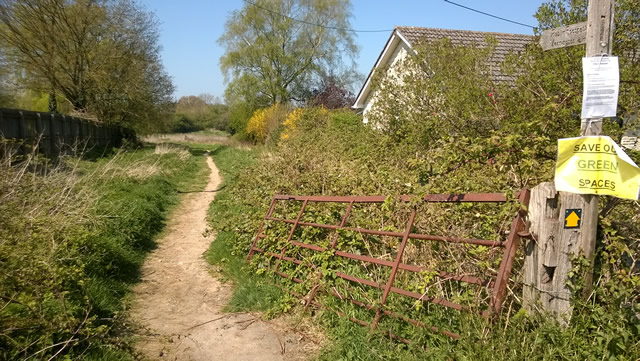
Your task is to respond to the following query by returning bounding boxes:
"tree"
[0,52,14,107]
[198,93,223,105]
[196,93,230,131]
[223,73,271,135]
[0,0,174,131]
[218,0,359,105]
[176,96,210,118]
[169,95,230,133]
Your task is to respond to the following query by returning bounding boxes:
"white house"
[352,26,535,123]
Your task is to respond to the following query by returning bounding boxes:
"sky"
[140,0,547,100]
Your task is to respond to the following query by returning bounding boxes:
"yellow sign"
[555,136,640,200]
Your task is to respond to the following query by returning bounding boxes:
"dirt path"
[131,156,314,361]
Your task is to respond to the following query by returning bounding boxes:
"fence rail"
[0,107,132,156]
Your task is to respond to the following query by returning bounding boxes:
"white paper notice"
[581,56,619,119]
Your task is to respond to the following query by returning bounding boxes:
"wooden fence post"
[524,182,601,322]
[35,112,43,155]
[525,183,565,319]
[49,113,56,155]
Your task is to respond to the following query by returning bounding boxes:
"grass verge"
[205,144,284,313]
[0,142,208,360]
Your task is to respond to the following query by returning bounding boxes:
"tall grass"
[0,141,208,360]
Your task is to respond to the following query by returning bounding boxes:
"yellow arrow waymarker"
[566,211,580,227]
[564,208,582,229]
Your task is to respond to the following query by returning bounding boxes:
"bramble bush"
[209,106,639,359]
[205,0,639,358]
[206,3,640,359]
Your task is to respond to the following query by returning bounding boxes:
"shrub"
[280,108,303,140]
[245,103,290,144]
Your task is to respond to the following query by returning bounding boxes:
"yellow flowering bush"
[245,107,268,143]
[280,108,303,140]
[245,103,290,144]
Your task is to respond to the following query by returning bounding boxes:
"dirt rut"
[131,156,311,361]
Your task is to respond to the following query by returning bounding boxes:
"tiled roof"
[396,26,535,84]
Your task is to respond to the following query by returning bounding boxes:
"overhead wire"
[242,0,536,32]
[241,0,393,33]
[443,0,536,29]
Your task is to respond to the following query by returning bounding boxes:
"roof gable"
[353,26,535,109]
[396,26,534,84]
[353,31,411,108]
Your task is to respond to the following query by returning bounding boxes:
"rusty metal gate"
[247,190,530,343]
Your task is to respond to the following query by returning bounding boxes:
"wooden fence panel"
[0,107,130,157]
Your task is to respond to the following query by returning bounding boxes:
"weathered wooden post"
[524,0,616,320]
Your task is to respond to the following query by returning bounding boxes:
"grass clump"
[0,142,207,360]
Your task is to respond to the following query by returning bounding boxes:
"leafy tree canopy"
[308,75,356,109]
[0,0,174,132]
[218,0,359,105]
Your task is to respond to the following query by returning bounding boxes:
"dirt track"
[131,156,314,361]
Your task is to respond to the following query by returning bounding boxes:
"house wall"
[362,41,412,124]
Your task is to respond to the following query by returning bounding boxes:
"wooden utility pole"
[572,0,615,296]
[524,0,615,320]
[582,0,615,136]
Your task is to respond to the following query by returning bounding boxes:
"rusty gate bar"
[327,283,462,339]
[270,270,463,341]
[274,199,308,272]
[485,189,531,319]
[273,194,388,202]
[246,197,277,261]
[304,200,356,310]
[273,192,511,203]
[485,210,526,319]
[371,209,417,331]
[330,200,354,249]
[422,193,508,202]
[264,218,506,247]
[269,238,491,288]
[247,190,530,344]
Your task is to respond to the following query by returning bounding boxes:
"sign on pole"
[621,136,640,151]
[555,136,640,200]
[525,0,616,321]
[581,56,619,119]
[539,21,587,51]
